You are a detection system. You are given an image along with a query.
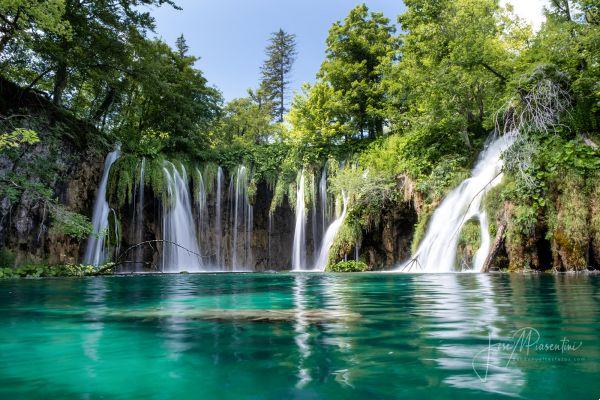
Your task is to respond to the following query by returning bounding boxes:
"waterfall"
[314,193,348,271]
[319,167,328,237]
[292,171,307,271]
[132,158,145,271]
[195,167,209,262]
[83,147,120,266]
[215,166,223,266]
[161,162,202,272]
[398,135,515,273]
[311,175,318,264]
[267,213,273,266]
[230,165,253,271]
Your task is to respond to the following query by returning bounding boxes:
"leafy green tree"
[287,82,350,149]
[260,29,297,122]
[114,38,222,153]
[388,0,526,151]
[318,4,398,138]
[215,97,273,144]
[0,0,70,54]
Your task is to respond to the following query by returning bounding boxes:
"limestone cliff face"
[0,135,102,265]
[0,78,104,266]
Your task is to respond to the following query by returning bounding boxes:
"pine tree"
[260,29,297,122]
[175,34,189,57]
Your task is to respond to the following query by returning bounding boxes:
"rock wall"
[0,78,104,266]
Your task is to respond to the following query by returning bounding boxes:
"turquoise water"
[0,273,598,399]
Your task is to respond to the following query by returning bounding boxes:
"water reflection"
[293,274,311,388]
[82,278,108,378]
[414,274,525,397]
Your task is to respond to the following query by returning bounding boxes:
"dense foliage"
[1,0,599,271]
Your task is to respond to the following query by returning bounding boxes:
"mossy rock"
[326,260,368,273]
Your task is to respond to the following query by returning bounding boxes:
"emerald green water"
[0,273,598,399]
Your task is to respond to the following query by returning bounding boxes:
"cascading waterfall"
[314,193,348,271]
[230,165,253,271]
[195,167,209,261]
[398,135,515,273]
[319,167,328,237]
[83,147,120,266]
[161,162,202,272]
[215,166,223,266]
[292,171,307,270]
[311,175,318,264]
[267,213,273,265]
[132,158,145,271]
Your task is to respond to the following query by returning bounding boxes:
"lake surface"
[0,273,598,399]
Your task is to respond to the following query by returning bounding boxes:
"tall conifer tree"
[260,29,297,122]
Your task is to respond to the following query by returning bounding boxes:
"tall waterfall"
[319,167,328,237]
[292,171,307,270]
[161,162,202,272]
[83,147,120,266]
[314,193,348,271]
[215,166,223,266]
[230,165,253,271]
[398,135,514,273]
[195,167,209,262]
[132,158,145,271]
[311,175,318,263]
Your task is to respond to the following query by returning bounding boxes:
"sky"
[151,0,548,102]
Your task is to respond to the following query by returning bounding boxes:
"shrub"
[326,260,368,273]
[0,248,15,268]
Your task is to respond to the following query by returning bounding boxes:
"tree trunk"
[53,63,68,106]
[92,87,116,122]
[482,222,506,272]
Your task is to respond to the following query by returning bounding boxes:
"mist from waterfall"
[398,135,515,273]
[161,162,202,272]
[83,147,120,266]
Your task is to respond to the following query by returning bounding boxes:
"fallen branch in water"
[112,240,206,271]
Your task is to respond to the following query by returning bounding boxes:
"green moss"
[107,154,138,208]
[546,171,589,270]
[0,248,15,268]
[326,260,368,273]
[411,206,434,254]
[0,263,116,279]
[144,156,167,199]
[590,173,600,265]
[270,176,288,214]
[327,217,362,268]
[483,177,510,237]
[457,219,482,269]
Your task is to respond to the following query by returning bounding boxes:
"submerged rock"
[108,308,361,323]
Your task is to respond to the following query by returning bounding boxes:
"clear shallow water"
[0,273,598,399]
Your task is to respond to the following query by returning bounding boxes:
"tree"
[287,82,350,149]
[260,29,297,122]
[114,38,222,153]
[387,0,526,149]
[0,0,70,54]
[318,4,398,139]
[216,97,273,144]
[175,34,189,57]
